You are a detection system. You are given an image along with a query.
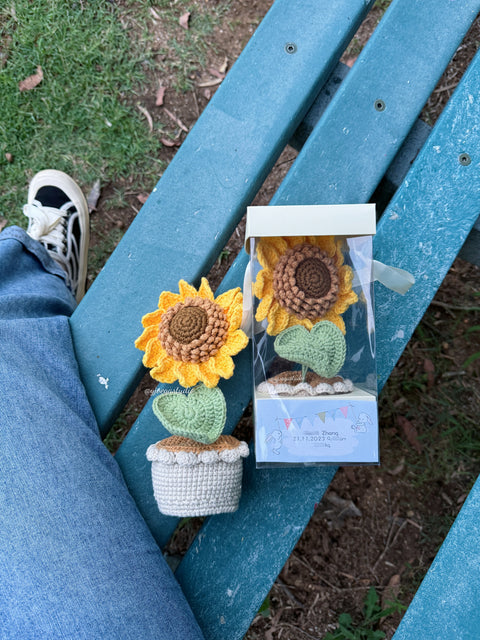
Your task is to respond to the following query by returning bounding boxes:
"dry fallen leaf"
[397,415,423,453]
[208,67,225,80]
[156,84,166,107]
[388,457,405,476]
[163,107,188,132]
[197,77,223,88]
[382,574,401,610]
[87,180,101,214]
[319,490,362,529]
[137,104,153,132]
[136,193,149,204]
[179,12,190,29]
[160,137,181,148]
[424,358,435,389]
[19,65,43,91]
[218,57,228,75]
[0,217,7,232]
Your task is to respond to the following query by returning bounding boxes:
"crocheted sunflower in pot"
[135,278,248,388]
[137,277,250,517]
[254,236,358,336]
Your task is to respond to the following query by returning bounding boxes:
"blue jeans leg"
[0,227,204,640]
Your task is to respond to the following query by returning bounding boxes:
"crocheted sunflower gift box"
[136,278,249,517]
[254,235,357,396]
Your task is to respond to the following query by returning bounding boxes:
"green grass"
[0,0,232,226]
[154,2,231,92]
[323,587,405,640]
[0,0,164,225]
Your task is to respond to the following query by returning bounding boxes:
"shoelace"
[23,200,80,293]
[23,202,68,250]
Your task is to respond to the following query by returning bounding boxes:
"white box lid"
[245,204,376,252]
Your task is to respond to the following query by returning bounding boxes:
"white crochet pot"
[146,435,249,517]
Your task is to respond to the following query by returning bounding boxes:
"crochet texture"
[152,384,226,445]
[135,278,248,388]
[274,320,347,379]
[146,436,249,517]
[254,236,358,336]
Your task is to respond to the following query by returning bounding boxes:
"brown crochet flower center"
[159,297,229,364]
[272,243,340,320]
[295,257,332,299]
[169,306,207,344]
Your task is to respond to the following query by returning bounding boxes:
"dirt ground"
[93,2,480,638]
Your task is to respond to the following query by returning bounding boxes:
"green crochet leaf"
[274,321,346,378]
[152,384,226,444]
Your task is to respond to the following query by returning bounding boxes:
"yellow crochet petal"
[253,270,274,302]
[215,287,241,314]
[223,329,249,356]
[178,280,198,300]
[338,264,354,289]
[226,298,244,330]
[197,360,221,388]
[150,363,177,384]
[255,293,274,322]
[303,318,314,331]
[253,270,267,298]
[267,304,290,336]
[268,237,289,253]
[143,339,166,368]
[135,325,158,351]
[334,238,345,266]
[313,235,337,258]
[174,362,201,388]
[257,237,287,269]
[321,310,346,335]
[141,308,164,328]
[290,316,313,331]
[334,290,359,316]
[198,277,214,300]
[285,236,306,248]
[158,291,181,312]
[210,352,235,379]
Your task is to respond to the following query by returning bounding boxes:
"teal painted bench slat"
[70,0,375,435]
[74,0,480,637]
[116,0,480,556]
[393,477,480,640]
[172,10,480,640]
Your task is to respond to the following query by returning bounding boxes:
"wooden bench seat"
[70,0,480,637]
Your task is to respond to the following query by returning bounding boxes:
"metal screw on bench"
[459,153,471,166]
[374,99,386,112]
[285,42,297,54]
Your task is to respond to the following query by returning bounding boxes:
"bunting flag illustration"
[301,417,313,430]
[276,405,360,429]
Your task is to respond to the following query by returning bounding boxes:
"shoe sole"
[28,170,90,302]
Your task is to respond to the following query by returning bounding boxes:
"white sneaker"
[24,170,90,302]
